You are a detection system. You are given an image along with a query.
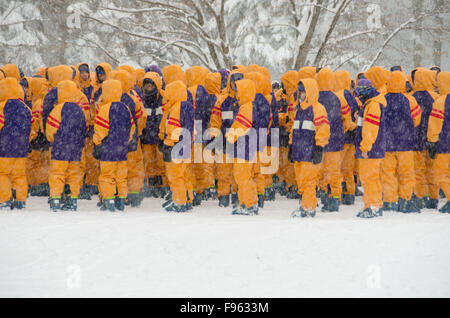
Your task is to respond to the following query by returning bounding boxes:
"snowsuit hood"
[335,70,352,91]
[162,65,186,86]
[298,66,316,80]
[225,69,245,98]
[244,72,266,95]
[1,64,21,80]
[186,66,209,88]
[76,63,91,89]
[386,71,406,93]
[46,65,75,88]
[136,68,146,88]
[365,66,390,90]
[114,70,134,93]
[316,68,335,91]
[117,65,137,86]
[28,77,49,101]
[0,77,20,101]
[437,72,450,95]
[57,80,80,104]
[414,68,436,91]
[143,72,162,94]
[280,71,300,96]
[204,72,221,95]
[96,63,113,83]
[236,79,256,106]
[299,78,319,108]
[162,80,188,106]
[101,80,123,104]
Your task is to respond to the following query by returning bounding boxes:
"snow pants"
[216,153,237,197]
[49,160,82,198]
[279,147,295,189]
[381,151,415,202]
[434,153,450,200]
[99,161,128,199]
[192,144,215,193]
[142,144,165,178]
[320,151,344,198]
[127,140,145,194]
[26,149,49,186]
[414,150,439,199]
[359,158,383,209]
[166,160,189,205]
[84,137,99,186]
[0,157,27,202]
[294,161,320,211]
[233,160,258,208]
[342,144,356,195]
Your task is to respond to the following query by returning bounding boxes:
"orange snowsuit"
[289,79,330,211]
[0,78,32,203]
[316,68,355,199]
[113,69,147,195]
[226,79,258,208]
[428,72,450,200]
[357,93,387,210]
[412,68,440,201]
[381,71,422,203]
[279,70,300,191]
[161,80,194,205]
[46,80,89,198]
[26,77,51,187]
[94,80,136,200]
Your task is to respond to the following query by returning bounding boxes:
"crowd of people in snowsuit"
[0,61,448,218]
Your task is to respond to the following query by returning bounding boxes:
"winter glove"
[288,145,293,163]
[311,145,324,165]
[427,142,437,159]
[92,144,102,160]
[347,128,356,140]
[162,145,173,163]
[86,125,94,138]
[158,139,165,152]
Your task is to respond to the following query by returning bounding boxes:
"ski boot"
[78,184,92,200]
[258,194,264,208]
[286,186,298,199]
[323,196,340,212]
[203,187,217,200]
[232,204,258,215]
[49,197,61,212]
[115,197,125,211]
[439,201,450,213]
[277,181,287,196]
[342,194,355,205]
[231,192,238,206]
[291,207,316,218]
[357,207,382,218]
[0,199,12,210]
[382,201,399,212]
[12,201,26,210]
[62,197,77,211]
[101,198,115,212]
[264,186,275,201]
[398,198,420,213]
[127,193,141,208]
[425,197,438,209]
[193,192,203,206]
[218,195,230,207]
[165,202,188,213]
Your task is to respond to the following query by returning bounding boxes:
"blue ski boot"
[439,201,450,213]
[383,201,398,211]
[342,194,355,205]
[218,195,230,207]
[231,192,238,206]
[399,198,420,213]
[12,201,26,210]
[49,197,61,212]
[193,192,203,206]
[127,193,141,208]
[357,207,382,218]
[0,199,12,210]
[258,194,264,208]
[115,197,125,211]
[101,198,115,212]
[264,187,275,201]
[425,197,438,209]
[291,207,315,218]
[62,197,77,211]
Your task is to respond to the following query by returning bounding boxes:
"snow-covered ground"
[1,194,449,298]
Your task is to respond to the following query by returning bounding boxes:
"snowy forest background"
[0,0,449,79]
